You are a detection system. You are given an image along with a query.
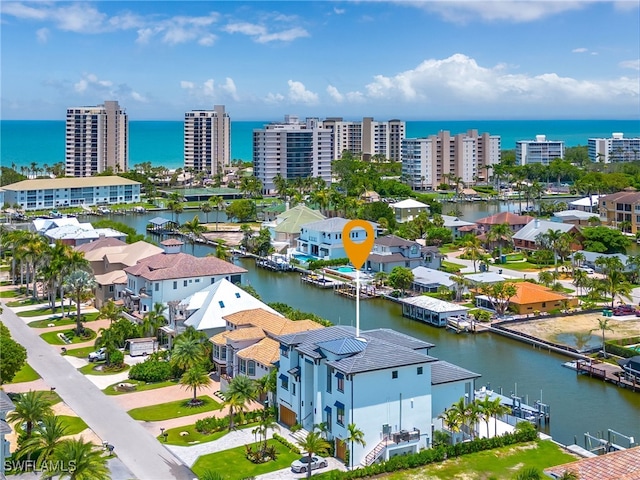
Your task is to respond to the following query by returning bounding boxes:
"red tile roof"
[545,446,640,480]
[476,211,534,226]
[124,252,246,281]
[510,282,571,305]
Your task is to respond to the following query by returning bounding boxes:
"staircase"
[289,427,310,446]
[362,440,387,466]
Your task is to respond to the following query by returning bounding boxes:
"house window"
[336,402,345,426]
[417,367,423,375]
[392,370,398,379]
[336,372,345,392]
[542,302,547,308]
[184,280,188,287]
[292,382,296,396]
[235,292,241,298]
[219,301,225,308]
[109,285,114,292]
[280,345,289,358]
[173,281,177,290]
[195,279,200,283]
[221,346,226,360]
[326,367,332,393]
[280,374,289,391]
[248,361,255,376]
[213,345,220,359]
[239,359,246,374]
[155,283,159,292]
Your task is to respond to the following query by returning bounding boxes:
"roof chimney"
[160,239,184,254]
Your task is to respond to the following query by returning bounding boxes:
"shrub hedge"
[308,258,350,271]
[605,336,640,358]
[128,359,173,383]
[272,433,301,454]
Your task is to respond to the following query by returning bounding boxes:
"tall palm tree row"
[438,396,511,443]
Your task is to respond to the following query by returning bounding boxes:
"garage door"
[279,405,296,427]
[335,438,347,461]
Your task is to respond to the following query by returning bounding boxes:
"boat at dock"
[475,385,550,425]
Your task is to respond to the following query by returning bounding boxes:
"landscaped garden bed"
[40,328,97,345]
[128,396,221,421]
[103,379,179,395]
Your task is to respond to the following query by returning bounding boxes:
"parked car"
[613,305,637,316]
[291,455,328,473]
[576,266,595,274]
[88,347,107,362]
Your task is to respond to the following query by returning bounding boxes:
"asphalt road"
[1,304,195,480]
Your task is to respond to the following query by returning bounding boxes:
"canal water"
[89,207,640,447]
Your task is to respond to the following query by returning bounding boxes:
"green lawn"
[6,298,44,307]
[438,244,460,254]
[192,439,300,479]
[40,328,96,346]
[78,362,129,376]
[64,346,98,358]
[128,396,222,422]
[7,362,41,383]
[0,289,20,298]
[379,440,577,480]
[103,379,179,396]
[158,422,259,446]
[440,260,465,273]
[502,261,541,271]
[58,415,89,435]
[18,307,60,317]
[28,312,100,328]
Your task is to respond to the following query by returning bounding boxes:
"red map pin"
[342,220,375,269]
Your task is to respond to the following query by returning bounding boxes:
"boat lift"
[584,429,636,454]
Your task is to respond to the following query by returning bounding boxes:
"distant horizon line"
[2,117,639,122]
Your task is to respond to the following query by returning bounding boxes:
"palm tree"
[438,407,462,443]
[22,232,47,299]
[200,201,213,223]
[475,396,494,439]
[449,274,469,302]
[515,467,542,480]
[591,317,614,357]
[600,269,632,309]
[180,366,212,406]
[63,270,95,335]
[255,413,280,455]
[180,215,207,253]
[142,302,166,340]
[225,374,256,431]
[209,195,226,231]
[20,414,67,468]
[96,326,120,366]
[7,390,53,436]
[171,337,206,371]
[488,397,510,438]
[625,254,640,284]
[296,431,330,478]
[556,471,579,480]
[51,438,110,479]
[462,234,483,272]
[486,222,512,260]
[98,299,123,325]
[373,271,388,287]
[346,423,366,470]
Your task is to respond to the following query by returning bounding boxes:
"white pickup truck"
[88,347,107,362]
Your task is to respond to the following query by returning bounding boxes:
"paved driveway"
[1,303,195,480]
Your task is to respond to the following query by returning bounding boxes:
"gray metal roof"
[0,419,12,434]
[411,267,456,288]
[316,337,367,355]
[363,328,435,350]
[431,360,481,385]
[512,219,577,242]
[148,217,173,226]
[374,235,416,248]
[0,390,15,412]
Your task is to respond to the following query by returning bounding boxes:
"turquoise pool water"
[293,254,315,263]
[336,266,356,273]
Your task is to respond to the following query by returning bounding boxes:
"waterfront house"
[464,272,507,287]
[618,356,640,381]
[411,266,456,293]
[512,219,582,251]
[2,176,141,211]
[441,215,477,239]
[122,239,246,316]
[297,217,378,260]
[0,391,15,477]
[211,308,321,379]
[275,325,480,467]
[475,211,534,234]
[389,199,430,223]
[76,237,163,307]
[571,250,631,273]
[366,235,443,272]
[263,204,325,247]
[569,194,601,213]
[551,210,600,226]
[599,187,640,234]
[399,296,470,327]
[475,282,578,315]
[44,223,127,247]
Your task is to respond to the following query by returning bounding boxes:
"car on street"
[88,347,107,362]
[291,455,328,473]
[576,266,595,274]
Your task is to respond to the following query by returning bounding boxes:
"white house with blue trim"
[275,326,479,468]
[296,217,378,260]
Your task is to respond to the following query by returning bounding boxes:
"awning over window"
[334,401,345,409]
[288,366,301,376]
[335,372,344,379]
[324,406,332,413]
[279,374,288,381]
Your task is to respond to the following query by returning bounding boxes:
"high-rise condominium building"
[322,117,405,161]
[184,105,230,175]
[515,135,564,166]
[401,130,501,190]
[588,133,640,163]
[65,101,128,177]
[253,115,333,194]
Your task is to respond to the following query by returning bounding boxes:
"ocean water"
[2,119,639,171]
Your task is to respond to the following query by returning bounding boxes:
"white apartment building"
[402,130,500,190]
[65,100,128,177]
[2,176,140,211]
[253,116,333,194]
[322,117,406,161]
[515,135,564,166]
[184,105,231,175]
[588,133,640,163]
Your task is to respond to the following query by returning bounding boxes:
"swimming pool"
[293,254,315,263]
[336,266,356,273]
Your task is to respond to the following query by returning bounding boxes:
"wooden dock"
[576,359,640,392]
[300,274,343,289]
[334,284,379,299]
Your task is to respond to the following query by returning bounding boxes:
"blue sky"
[1,1,639,121]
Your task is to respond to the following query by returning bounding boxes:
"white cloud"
[36,28,49,43]
[223,22,309,43]
[265,92,285,104]
[417,1,587,24]
[287,80,319,104]
[131,91,148,103]
[180,77,239,101]
[198,34,217,46]
[620,59,640,71]
[572,47,588,53]
[327,85,344,102]
[334,7,346,15]
[71,73,147,104]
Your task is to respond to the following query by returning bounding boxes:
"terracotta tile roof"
[75,236,126,253]
[236,338,280,366]
[511,282,572,305]
[224,327,266,342]
[124,252,246,281]
[210,331,229,345]
[476,211,534,226]
[545,446,640,480]
[161,238,184,246]
[223,308,323,336]
[601,189,640,206]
